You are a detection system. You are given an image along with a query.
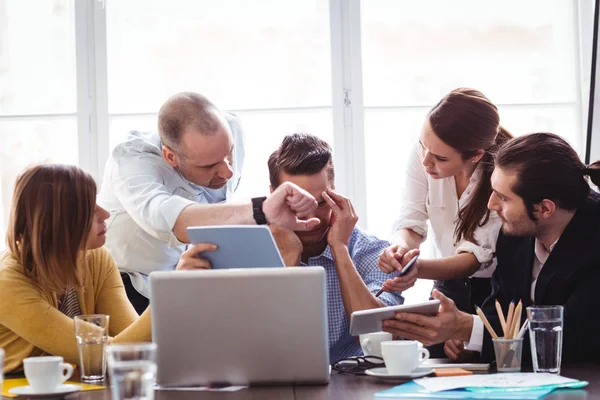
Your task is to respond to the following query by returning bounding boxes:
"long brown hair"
[6,164,97,293]
[427,88,513,244]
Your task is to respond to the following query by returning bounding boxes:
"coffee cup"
[360,332,392,358]
[381,340,430,375]
[23,356,74,392]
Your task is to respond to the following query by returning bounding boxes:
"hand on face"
[380,248,420,293]
[321,188,358,248]
[269,225,303,266]
[263,182,320,231]
[381,290,471,346]
[176,243,217,270]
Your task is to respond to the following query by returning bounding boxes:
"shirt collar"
[534,238,559,265]
[302,244,334,264]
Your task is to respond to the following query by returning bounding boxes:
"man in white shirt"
[381,132,600,364]
[98,92,321,313]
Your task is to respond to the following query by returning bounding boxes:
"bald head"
[158,92,228,153]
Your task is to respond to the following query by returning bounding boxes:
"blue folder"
[374,381,575,399]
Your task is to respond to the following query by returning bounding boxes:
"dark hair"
[495,132,600,219]
[268,133,335,188]
[428,88,513,244]
[158,92,224,152]
[6,164,97,293]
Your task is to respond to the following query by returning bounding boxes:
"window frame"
[0,0,591,234]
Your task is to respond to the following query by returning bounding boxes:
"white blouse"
[392,142,502,278]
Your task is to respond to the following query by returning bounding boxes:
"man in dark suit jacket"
[382,132,600,364]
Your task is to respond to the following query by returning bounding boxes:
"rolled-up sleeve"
[392,142,429,238]
[455,212,502,276]
[351,232,404,306]
[109,156,195,243]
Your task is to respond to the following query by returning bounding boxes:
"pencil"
[375,288,384,297]
[511,300,523,339]
[495,299,507,336]
[517,319,530,339]
[475,306,499,339]
[505,300,515,339]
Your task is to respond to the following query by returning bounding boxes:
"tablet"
[186,226,285,269]
[349,300,440,336]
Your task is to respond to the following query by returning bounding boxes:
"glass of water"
[527,305,563,374]
[106,343,157,400]
[74,315,110,382]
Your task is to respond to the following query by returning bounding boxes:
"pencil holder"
[493,338,523,372]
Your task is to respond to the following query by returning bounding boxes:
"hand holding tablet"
[349,300,440,336]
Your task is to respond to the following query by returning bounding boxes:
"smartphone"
[398,254,419,276]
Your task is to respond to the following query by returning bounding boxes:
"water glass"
[74,315,109,382]
[107,343,157,400]
[492,338,523,372]
[1,348,5,390]
[527,305,563,374]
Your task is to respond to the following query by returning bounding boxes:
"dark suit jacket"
[479,191,600,363]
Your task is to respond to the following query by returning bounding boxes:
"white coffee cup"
[381,340,430,375]
[360,332,393,358]
[23,356,74,392]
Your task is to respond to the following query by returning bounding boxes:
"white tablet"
[349,300,440,336]
[186,226,285,269]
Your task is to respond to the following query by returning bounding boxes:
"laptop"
[149,267,330,387]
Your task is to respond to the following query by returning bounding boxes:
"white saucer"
[9,384,82,398]
[365,366,435,381]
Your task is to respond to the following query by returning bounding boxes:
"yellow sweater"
[0,247,152,373]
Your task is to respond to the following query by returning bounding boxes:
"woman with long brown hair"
[378,88,512,315]
[0,164,154,372]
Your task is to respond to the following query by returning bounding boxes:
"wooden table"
[4,364,599,399]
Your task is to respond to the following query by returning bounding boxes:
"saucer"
[9,384,82,398]
[365,366,435,381]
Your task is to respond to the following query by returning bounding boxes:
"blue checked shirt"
[302,227,404,363]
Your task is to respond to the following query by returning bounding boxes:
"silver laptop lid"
[149,267,329,386]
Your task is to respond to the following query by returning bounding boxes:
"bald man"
[98,92,320,313]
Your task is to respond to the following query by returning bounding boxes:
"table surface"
[4,364,599,400]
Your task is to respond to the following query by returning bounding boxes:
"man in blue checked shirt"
[267,134,417,363]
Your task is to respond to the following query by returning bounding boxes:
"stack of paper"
[375,373,588,399]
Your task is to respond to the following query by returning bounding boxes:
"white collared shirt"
[392,142,502,277]
[97,112,245,297]
[465,237,559,352]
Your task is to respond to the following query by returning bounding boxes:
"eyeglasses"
[331,356,384,375]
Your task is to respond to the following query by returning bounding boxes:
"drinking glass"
[74,315,109,382]
[107,343,157,400]
[527,305,563,374]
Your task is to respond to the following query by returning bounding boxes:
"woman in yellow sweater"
[0,164,156,373]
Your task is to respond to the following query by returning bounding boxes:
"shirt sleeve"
[463,315,484,352]
[392,141,429,238]
[455,212,502,277]
[92,248,152,343]
[108,152,196,244]
[350,230,404,306]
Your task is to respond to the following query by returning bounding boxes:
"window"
[105,0,333,197]
[0,0,77,249]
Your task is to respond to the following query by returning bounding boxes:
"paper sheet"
[413,373,580,392]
